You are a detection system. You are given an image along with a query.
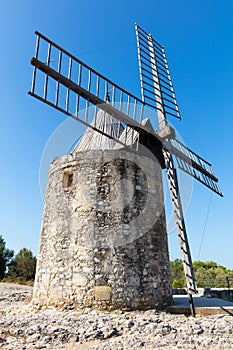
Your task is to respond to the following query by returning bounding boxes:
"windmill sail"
[135,24,223,197]
[169,139,223,196]
[29,31,162,151]
[135,23,181,121]
[163,148,197,294]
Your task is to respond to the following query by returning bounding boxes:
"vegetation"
[0,235,36,285]
[170,259,233,288]
[7,248,37,284]
[0,235,14,279]
[170,259,186,288]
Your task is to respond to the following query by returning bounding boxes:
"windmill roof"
[72,109,124,152]
[72,110,154,152]
[141,117,155,133]
[113,117,155,149]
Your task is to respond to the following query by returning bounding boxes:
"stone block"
[94,286,112,301]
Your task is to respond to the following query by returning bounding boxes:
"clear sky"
[0,0,232,268]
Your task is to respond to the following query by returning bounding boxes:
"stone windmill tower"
[33,109,172,310]
[29,25,222,312]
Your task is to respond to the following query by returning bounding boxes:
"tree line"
[0,235,36,284]
[170,259,233,289]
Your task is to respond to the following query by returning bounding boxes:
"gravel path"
[0,283,232,349]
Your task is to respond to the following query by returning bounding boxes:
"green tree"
[0,235,14,279]
[193,260,219,271]
[8,248,36,281]
[193,261,231,288]
[170,259,233,289]
[170,259,185,288]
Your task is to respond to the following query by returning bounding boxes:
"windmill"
[29,25,222,315]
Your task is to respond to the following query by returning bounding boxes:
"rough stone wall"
[33,149,172,310]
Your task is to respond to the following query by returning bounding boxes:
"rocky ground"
[0,283,233,349]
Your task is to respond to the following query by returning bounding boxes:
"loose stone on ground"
[0,283,232,349]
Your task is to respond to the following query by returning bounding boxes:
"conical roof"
[141,117,155,133]
[72,109,124,152]
[113,117,154,149]
[72,110,154,153]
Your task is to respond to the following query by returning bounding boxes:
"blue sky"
[0,0,232,268]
